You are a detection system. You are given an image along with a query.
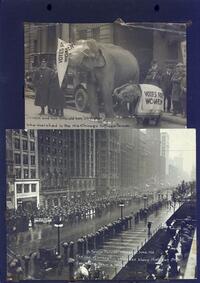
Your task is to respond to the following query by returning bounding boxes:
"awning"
[7,201,14,209]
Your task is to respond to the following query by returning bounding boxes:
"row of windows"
[40,146,67,155]
[15,168,36,179]
[13,130,35,138]
[16,183,37,194]
[14,154,35,165]
[14,139,35,151]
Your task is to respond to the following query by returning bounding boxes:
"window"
[31,169,36,179]
[15,168,21,179]
[15,153,21,165]
[24,184,29,193]
[29,130,35,138]
[23,140,28,150]
[92,27,100,41]
[14,138,20,150]
[23,154,28,164]
[30,141,35,151]
[22,130,28,136]
[79,29,87,39]
[31,184,36,192]
[24,169,29,179]
[31,155,35,165]
[16,184,22,194]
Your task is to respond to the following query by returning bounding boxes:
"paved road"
[8,198,144,256]
[74,204,178,279]
[25,97,183,129]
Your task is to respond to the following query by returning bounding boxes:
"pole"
[121,206,123,219]
[58,226,60,255]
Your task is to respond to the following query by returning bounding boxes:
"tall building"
[160,132,170,180]
[146,129,161,183]
[6,130,39,210]
[95,130,120,195]
[37,130,96,207]
[119,129,139,191]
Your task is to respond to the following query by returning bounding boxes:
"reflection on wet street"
[76,204,175,279]
[9,198,143,256]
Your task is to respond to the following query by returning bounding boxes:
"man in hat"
[144,60,161,87]
[171,63,184,115]
[33,59,52,115]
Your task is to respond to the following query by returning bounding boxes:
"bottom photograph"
[6,129,196,280]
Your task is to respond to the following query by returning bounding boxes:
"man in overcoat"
[33,59,52,115]
[171,63,184,115]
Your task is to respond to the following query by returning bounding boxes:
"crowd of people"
[7,196,168,280]
[6,192,139,237]
[145,60,186,117]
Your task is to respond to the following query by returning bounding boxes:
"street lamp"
[54,216,63,255]
[119,203,125,219]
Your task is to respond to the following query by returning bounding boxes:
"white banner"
[56,38,71,87]
[137,84,164,115]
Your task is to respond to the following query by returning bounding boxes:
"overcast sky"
[161,129,196,174]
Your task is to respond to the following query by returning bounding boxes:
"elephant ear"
[86,39,106,68]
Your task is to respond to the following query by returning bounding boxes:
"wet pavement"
[8,198,145,256]
[75,204,178,279]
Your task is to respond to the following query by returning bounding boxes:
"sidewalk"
[162,112,186,126]
[73,204,179,280]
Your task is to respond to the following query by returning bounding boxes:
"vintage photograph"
[6,129,196,280]
[24,22,187,129]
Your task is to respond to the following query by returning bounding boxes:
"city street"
[9,197,145,256]
[25,97,184,129]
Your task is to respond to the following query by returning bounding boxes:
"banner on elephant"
[137,84,164,114]
[56,38,71,87]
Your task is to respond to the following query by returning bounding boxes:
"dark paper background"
[0,0,199,282]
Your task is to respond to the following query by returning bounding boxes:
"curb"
[161,114,186,126]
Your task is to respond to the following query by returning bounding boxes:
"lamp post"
[119,203,125,219]
[54,216,63,255]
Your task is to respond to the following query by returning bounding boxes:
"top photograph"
[24,22,187,129]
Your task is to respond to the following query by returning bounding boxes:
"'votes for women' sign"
[136,84,164,115]
[56,38,74,87]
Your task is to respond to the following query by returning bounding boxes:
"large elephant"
[68,39,139,118]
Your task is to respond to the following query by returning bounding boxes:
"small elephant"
[68,39,139,118]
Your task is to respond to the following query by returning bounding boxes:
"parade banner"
[137,84,164,114]
[56,38,71,87]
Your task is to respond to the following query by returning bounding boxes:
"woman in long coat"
[48,64,65,117]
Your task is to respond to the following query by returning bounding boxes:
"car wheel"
[75,88,88,112]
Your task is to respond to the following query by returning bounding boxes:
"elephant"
[68,39,139,118]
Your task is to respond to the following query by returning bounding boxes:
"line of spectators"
[144,60,186,117]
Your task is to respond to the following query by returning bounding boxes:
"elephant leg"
[101,82,115,118]
[87,72,100,119]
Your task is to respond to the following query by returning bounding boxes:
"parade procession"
[6,129,196,280]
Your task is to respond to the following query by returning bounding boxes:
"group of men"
[145,60,186,117]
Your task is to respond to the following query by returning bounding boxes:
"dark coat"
[160,71,172,97]
[33,67,52,107]
[48,71,65,110]
[171,71,183,102]
[144,67,161,87]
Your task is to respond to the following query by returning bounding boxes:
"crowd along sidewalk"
[75,203,179,279]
